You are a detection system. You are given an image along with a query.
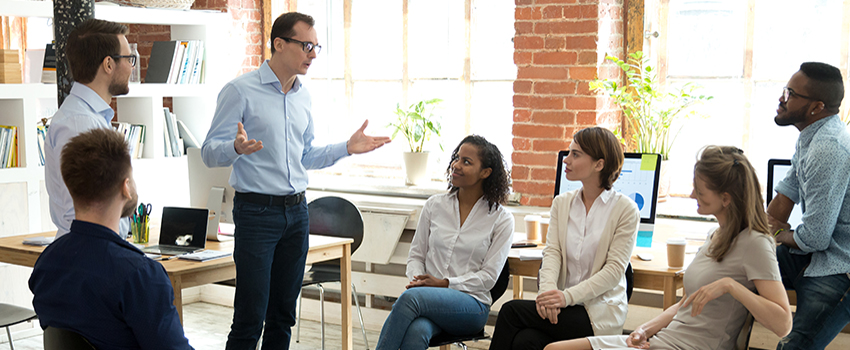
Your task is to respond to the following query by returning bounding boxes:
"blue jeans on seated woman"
[376,286,490,350]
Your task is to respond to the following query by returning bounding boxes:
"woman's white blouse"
[406,192,515,305]
[566,188,617,289]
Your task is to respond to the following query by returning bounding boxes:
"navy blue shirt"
[29,220,193,350]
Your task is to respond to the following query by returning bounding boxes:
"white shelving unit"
[0,0,235,234]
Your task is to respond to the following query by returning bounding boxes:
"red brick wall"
[511,0,624,207]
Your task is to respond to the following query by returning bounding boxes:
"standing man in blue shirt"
[202,12,390,349]
[45,18,134,239]
[769,62,850,350]
[30,128,193,350]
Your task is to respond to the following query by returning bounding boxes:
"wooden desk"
[507,222,701,310]
[0,232,355,350]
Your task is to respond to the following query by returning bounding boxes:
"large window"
[649,0,850,196]
[271,0,516,184]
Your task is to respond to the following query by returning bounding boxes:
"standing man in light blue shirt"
[769,62,850,350]
[45,19,135,239]
[201,12,390,350]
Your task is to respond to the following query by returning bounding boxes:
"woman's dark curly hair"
[445,135,511,211]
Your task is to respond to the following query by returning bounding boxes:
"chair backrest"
[735,312,755,350]
[490,259,511,303]
[43,326,95,350]
[308,196,364,253]
[626,262,634,301]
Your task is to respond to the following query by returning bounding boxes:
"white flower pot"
[402,152,430,186]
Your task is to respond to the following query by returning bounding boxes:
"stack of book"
[112,122,146,159]
[36,125,46,166]
[0,49,22,84]
[0,125,19,168]
[162,108,200,157]
[145,40,205,84]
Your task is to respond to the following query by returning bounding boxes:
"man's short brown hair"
[61,128,131,207]
[66,19,129,84]
[269,12,315,54]
[573,127,624,190]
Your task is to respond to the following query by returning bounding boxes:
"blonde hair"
[694,146,771,262]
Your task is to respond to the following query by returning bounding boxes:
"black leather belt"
[235,191,305,207]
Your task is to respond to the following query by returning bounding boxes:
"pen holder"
[132,220,150,244]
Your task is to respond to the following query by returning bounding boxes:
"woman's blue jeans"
[376,286,490,350]
[226,198,310,350]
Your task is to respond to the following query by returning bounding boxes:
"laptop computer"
[767,159,804,229]
[555,151,662,247]
[141,207,209,256]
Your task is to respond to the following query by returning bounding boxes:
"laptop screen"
[554,151,661,224]
[766,159,804,229]
[159,207,209,248]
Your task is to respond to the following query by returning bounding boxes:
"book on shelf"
[41,42,56,84]
[146,40,204,84]
[0,125,19,168]
[0,49,22,84]
[37,125,46,166]
[111,122,146,159]
[162,108,183,157]
[176,120,200,152]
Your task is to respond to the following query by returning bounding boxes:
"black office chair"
[427,259,511,350]
[0,303,37,350]
[295,196,370,350]
[43,326,94,350]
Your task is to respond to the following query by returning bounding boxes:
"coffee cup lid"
[667,237,687,245]
[539,218,550,224]
[524,215,542,222]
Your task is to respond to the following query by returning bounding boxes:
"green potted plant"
[387,98,443,185]
[590,51,712,197]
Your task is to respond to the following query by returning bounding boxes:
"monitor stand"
[636,223,654,248]
[206,187,233,242]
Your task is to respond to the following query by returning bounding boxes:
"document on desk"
[178,249,232,262]
[519,250,543,261]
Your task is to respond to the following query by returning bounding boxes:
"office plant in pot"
[590,51,712,199]
[388,98,443,185]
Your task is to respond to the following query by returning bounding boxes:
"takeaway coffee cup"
[524,215,541,241]
[667,237,687,268]
[539,218,550,244]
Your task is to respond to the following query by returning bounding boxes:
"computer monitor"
[554,151,662,247]
[187,147,235,242]
[767,159,804,229]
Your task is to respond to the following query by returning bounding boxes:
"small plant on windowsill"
[590,51,712,161]
[387,98,443,186]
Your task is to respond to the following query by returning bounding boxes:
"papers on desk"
[22,236,53,246]
[178,249,231,262]
[519,249,543,261]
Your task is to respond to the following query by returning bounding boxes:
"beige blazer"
[539,189,640,336]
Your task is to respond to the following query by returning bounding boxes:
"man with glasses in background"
[769,62,850,349]
[202,12,390,349]
[45,18,135,240]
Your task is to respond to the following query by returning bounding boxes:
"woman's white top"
[566,188,618,289]
[406,192,515,305]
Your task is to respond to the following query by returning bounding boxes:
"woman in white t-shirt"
[490,127,641,350]
[375,135,514,350]
[547,146,793,350]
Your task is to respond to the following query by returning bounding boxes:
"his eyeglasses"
[782,87,817,103]
[111,55,137,67]
[279,37,322,54]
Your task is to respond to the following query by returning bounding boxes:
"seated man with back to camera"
[29,128,193,350]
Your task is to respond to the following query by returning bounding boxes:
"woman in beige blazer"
[489,127,640,350]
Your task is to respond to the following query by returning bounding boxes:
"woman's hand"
[536,289,567,309]
[534,299,562,324]
[405,274,450,289]
[682,277,733,316]
[625,329,650,349]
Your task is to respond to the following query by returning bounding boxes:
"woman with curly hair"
[490,127,640,350]
[375,135,514,350]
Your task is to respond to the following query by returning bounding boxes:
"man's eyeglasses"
[111,55,137,67]
[279,37,322,54]
[782,87,817,102]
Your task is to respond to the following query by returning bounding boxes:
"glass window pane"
[752,0,843,81]
[302,79,347,145]
[408,0,464,79]
[351,0,402,79]
[471,81,514,166]
[667,0,744,77]
[471,0,516,80]
[747,81,799,183]
[408,80,464,168]
[665,79,745,194]
[347,81,404,167]
[298,0,345,79]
